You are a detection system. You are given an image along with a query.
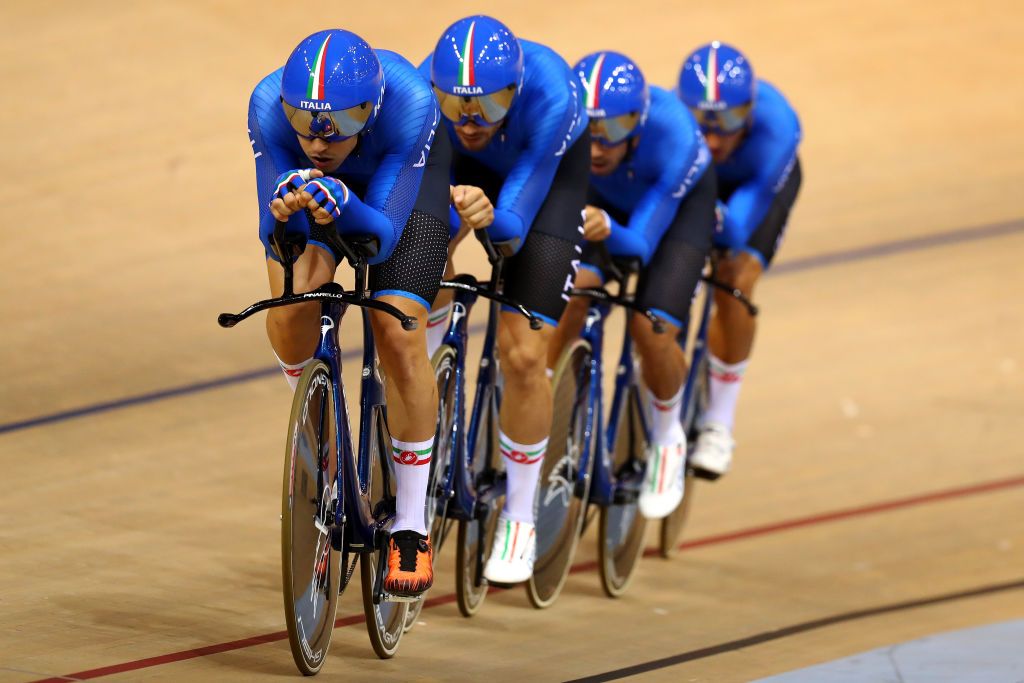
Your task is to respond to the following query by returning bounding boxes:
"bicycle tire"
[281,360,342,676]
[598,386,649,598]
[455,383,501,617]
[527,339,593,609]
[404,345,458,632]
[660,352,708,557]
[360,408,408,659]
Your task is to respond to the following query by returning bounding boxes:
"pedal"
[380,592,423,604]
[691,466,722,482]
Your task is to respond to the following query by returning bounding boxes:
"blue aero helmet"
[430,15,524,127]
[678,41,755,134]
[574,51,649,145]
[280,29,384,141]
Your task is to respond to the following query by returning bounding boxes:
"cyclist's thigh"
[502,132,590,327]
[636,165,718,329]
[743,157,802,267]
[266,241,338,297]
[369,129,451,312]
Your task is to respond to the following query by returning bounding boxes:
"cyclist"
[421,15,588,583]
[549,51,716,518]
[677,41,802,479]
[247,29,451,597]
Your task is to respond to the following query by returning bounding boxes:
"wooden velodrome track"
[2,1,1022,681]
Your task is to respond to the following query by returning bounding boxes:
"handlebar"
[569,286,667,334]
[700,276,759,317]
[218,282,417,330]
[220,216,409,331]
[439,274,543,330]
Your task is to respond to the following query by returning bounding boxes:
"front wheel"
[281,361,342,675]
[360,409,408,659]
[527,339,592,609]
[598,387,649,598]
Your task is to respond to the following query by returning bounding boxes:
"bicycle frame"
[575,299,651,509]
[305,297,392,553]
[432,278,502,525]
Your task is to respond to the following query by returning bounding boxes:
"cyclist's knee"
[629,313,679,356]
[372,304,429,382]
[499,318,552,382]
[717,251,763,295]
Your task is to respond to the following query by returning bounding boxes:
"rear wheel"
[527,339,592,609]
[660,352,708,557]
[281,361,342,676]
[455,384,501,617]
[360,409,408,659]
[598,387,649,598]
[404,346,458,632]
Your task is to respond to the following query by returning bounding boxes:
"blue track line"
[1,218,1021,437]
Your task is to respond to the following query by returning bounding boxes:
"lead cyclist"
[247,29,451,597]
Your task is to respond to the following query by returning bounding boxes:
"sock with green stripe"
[499,432,547,523]
[425,303,452,358]
[391,436,433,535]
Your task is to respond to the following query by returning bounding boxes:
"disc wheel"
[360,409,408,659]
[527,339,593,609]
[404,346,458,632]
[598,387,649,598]
[281,361,342,675]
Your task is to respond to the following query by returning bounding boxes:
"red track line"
[32,473,1024,682]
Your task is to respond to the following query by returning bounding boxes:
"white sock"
[275,352,313,391]
[646,385,686,447]
[425,303,452,358]
[499,432,547,524]
[704,355,748,431]
[390,436,434,536]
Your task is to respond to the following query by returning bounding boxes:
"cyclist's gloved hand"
[264,169,321,263]
[583,206,611,242]
[269,169,319,219]
[715,200,727,238]
[303,177,350,225]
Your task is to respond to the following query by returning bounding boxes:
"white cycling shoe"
[689,422,735,480]
[638,440,687,519]
[483,515,536,585]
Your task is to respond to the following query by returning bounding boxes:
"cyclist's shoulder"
[370,52,436,146]
[517,40,580,121]
[639,87,700,157]
[646,86,696,135]
[521,40,574,88]
[249,67,284,115]
[752,80,801,139]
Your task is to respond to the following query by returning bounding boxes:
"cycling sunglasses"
[689,103,753,135]
[589,112,642,146]
[433,85,516,127]
[281,99,374,142]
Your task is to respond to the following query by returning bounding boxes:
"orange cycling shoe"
[384,530,433,597]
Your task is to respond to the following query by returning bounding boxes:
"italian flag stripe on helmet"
[585,53,606,110]
[307,34,332,100]
[459,20,476,86]
[705,43,719,103]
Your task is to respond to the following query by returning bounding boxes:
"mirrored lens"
[690,103,752,134]
[282,101,373,141]
[589,112,641,145]
[433,86,516,126]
